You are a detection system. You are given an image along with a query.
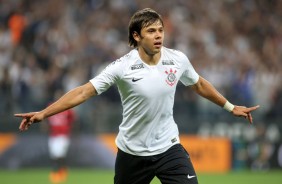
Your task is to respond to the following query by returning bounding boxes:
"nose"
[155,30,162,39]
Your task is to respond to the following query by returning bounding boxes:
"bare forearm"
[190,76,260,123]
[191,76,227,107]
[40,83,96,119]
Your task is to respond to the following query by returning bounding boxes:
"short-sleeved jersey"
[90,47,199,156]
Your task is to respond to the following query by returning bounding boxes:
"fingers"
[15,113,29,131]
[17,113,36,131]
[240,110,254,124]
[233,106,255,124]
[243,105,259,124]
[14,114,26,117]
[14,112,35,118]
[15,112,40,131]
[246,105,260,112]
[20,119,34,131]
[19,118,29,131]
[247,112,253,124]
[19,119,26,131]
[240,112,253,124]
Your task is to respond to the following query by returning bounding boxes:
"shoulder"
[97,49,139,79]
[162,47,188,59]
[162,47,189,65]
[106,49,138,69]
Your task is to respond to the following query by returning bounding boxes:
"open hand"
[232,105,260,124]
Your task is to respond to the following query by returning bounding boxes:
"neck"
[137,47,161,66]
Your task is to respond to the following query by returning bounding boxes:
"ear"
[133,31,141,42]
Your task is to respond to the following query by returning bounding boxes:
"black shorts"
[114,144,198,184]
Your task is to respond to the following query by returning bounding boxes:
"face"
[134,20,164,56]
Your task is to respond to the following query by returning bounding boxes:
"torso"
[90,47,199,156]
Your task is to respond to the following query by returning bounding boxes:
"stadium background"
[0,0,282,183]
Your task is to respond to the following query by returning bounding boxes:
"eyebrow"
[144,24,163,30]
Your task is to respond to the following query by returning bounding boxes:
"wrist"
[38,110,47,119]
[223,101,235,112]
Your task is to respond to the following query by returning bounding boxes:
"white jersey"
[90,47,199,156]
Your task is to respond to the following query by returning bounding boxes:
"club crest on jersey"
[165,68,177,86]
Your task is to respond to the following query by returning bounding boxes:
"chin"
[154,48,161,53]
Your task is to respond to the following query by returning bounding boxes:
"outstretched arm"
[190,76,260,123]
[14,82,97,131]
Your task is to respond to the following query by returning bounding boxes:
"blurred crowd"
[0,0,281,132]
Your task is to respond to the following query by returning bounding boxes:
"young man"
[15,8,259,184]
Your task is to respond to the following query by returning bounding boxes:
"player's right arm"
[14,82,96,131]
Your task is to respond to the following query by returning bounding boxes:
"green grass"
[0,168,281,184]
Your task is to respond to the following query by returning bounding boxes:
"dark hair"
[128,8,164,48]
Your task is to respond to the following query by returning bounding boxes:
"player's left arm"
[190,76,260,124]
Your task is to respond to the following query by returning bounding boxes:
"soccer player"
[15,8,259,184]
[46,90,76,183]
[47,106,75,183]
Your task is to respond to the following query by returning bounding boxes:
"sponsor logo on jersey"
[131,64,144,70]
[165,68,177,86]
[162,60,175,65]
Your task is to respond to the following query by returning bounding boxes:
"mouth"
[154,42,162,47]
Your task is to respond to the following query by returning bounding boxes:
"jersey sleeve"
[179,52,199,86]
[90,59,124,95]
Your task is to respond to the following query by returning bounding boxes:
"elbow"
[79,83,96,101]
[192,77,204,93]
[191,77,211,97]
